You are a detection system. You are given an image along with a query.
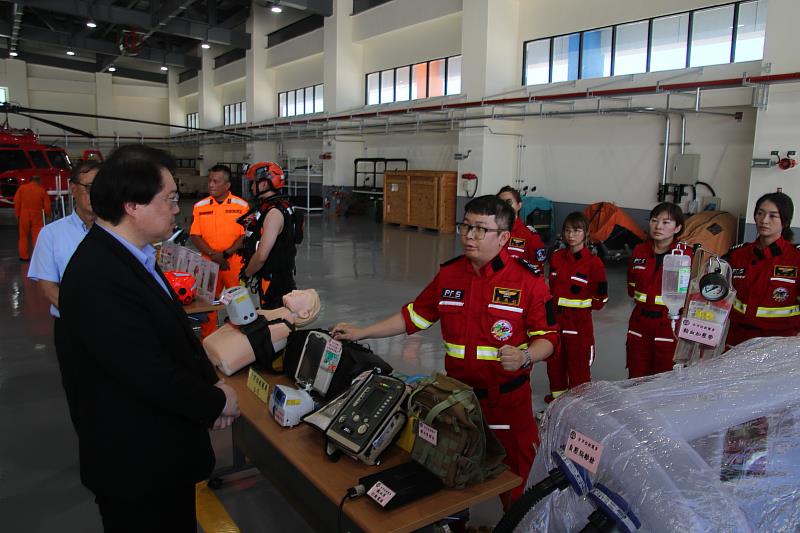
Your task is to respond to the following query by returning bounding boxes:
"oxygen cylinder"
[662,250,692,319]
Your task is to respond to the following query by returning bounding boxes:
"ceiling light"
[201,42,211,49]
[108,66,117,72]
[66,50,76,56]
[9,51,18,57]
[271,5,283,13]
[86,20,97,28]
[160,65,169,71]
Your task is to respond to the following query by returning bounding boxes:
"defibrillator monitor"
[295,330,343,396]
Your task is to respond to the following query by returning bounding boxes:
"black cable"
[494,469,568,533]
[578,509,617,533]
[337,493,348,533]
[338,484,365,533]
[695,180,717,197]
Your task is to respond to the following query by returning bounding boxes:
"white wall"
[268,29,324,69]
[361,13,462,74]
[275,55,324,93]
[353,0,462,42]
[221,79,246,105]
[362,133,458,171]
[214,58,246,86]
[182,94,198,114]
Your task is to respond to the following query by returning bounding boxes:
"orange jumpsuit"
[14,181,51,260]
[190,192,249,336]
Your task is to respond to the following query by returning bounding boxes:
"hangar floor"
[0,205,634,532]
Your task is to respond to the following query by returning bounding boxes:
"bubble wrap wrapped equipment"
[522,337,800,532]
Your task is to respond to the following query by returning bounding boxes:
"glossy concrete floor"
[0,204,633,532]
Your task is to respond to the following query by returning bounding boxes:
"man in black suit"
[57,144,240,531]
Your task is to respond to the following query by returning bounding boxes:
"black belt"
[640,308,663,319]
[474,375,529,399]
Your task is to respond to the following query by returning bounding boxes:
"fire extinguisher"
[461,173,478,198]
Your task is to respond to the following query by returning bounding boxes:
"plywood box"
[383,170,457,233]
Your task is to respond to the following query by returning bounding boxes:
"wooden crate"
[383,170,456,233]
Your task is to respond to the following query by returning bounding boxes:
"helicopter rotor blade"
[3,103,251,139]
[13,111,96,138]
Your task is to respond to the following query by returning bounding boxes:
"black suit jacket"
[57,224,225,497]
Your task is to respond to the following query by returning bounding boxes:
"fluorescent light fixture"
[66,50,76,56]
[9,51,18,57]
[160,65,169,71]
[271,5,283,13]
[108,66,117,72]
[86,20,97,28]
[201,42,211,49]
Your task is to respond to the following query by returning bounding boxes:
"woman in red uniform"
[498,186,546,268]
[726,191,800,347]
[546,212,607,401]
[626,202,691,378]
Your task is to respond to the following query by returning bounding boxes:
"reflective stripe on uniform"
[438,300,464,307]
[654,337,675,343]
[562,329,578,335]
[528,329,556,337]
[589,345,595,366]
[770,277,796,284]
[508,246,525,252]
[627,330,642,337]
[488,303,523,313]
[443,341,465,359]
[557,297,592,308]
[733,299,746,314]
[406,303,433,330]
[634,291,664,305]
[476,346,500,360]
[755,305,800,318]
[570,276,588,284]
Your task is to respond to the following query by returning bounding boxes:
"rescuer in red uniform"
[626,202,691,378]
[725,191,800,347]
[332,195,559,504]
[545,212,607,401]
[498,186,546,269]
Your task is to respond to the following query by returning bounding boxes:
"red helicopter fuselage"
[0,126,72,208]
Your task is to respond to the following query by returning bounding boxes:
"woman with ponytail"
[725,192,800,347]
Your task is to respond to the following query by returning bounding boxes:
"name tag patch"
[441,288,464,300]
[633,258,646,265]
[732,268,745,277]
[493,287,521,307]
[774,265,797,278]
[509,237,526,248]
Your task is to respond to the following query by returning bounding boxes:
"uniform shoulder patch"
[441,254,464,267]
[516,257,543,276]
[194,198,211,208]
[230,196,249,207]
[526,225,538,233]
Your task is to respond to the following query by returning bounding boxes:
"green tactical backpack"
[407,373,507,488]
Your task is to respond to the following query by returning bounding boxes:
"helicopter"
[0,102,249,210]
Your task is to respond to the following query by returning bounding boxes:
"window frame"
[522,0,764,86]
[364,54,462,106]
[223,101,246,126]
[278,84,324,118]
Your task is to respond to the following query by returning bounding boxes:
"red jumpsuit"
[14,181,51,260]
[401,249,560,501]
[725,237,800,347]
[546,247,607,393]
[506,217,547,269]
[626,240,692,378]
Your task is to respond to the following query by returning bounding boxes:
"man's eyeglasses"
[456,222,507,240]
[165,193,180,205]
[72,181,92,192]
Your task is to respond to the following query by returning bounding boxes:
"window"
[411,63,427,99]
[278,84,324,117]
[614,21,649,75]
[650,13,690,71]
[380,69,394,103]
[581,27,612,79]
[446,56,462,95]
[690,4,735,67]
[186,112,198,129]
[365,55,462,105]
[735,0,767,62]
[522,1,765,85]
[0,150,31,172]
[552,33,580,82]
[46,151,70,169]
[0,87,7,103]
[29,150,49,169]
[223,102,246,126]
[524,39,550,85]
[395,66,410,102]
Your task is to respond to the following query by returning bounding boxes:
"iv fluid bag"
[662,251,692,318]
